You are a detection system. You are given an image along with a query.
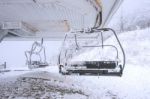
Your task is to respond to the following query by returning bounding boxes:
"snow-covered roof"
[0,0,123,40]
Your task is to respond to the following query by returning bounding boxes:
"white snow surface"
[0,28,150,99]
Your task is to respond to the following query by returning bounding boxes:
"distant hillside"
[107,28,150,67]
[109,0,150,32]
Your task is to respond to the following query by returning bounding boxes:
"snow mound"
[0,70,88,99]
[118,28,150,66]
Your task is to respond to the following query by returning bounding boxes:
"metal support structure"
[0,30,8,43]
[1,22,36,37]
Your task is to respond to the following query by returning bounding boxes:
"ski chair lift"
[25,38,49,69]
[58,28,125,76]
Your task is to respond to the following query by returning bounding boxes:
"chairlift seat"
[71,61,117,69]
[60,60,122,76]
[28,61,48,69]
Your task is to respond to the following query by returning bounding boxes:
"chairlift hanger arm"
[93,12,102,29]
[74,34,79,49]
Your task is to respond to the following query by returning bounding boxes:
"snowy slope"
[118,28,150,67]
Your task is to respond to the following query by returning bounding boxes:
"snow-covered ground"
[0,28,150,99]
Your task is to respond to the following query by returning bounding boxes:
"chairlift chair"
[58,28,125,76]
[25,38,49,69]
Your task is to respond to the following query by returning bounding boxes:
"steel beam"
[1,22,36,37]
